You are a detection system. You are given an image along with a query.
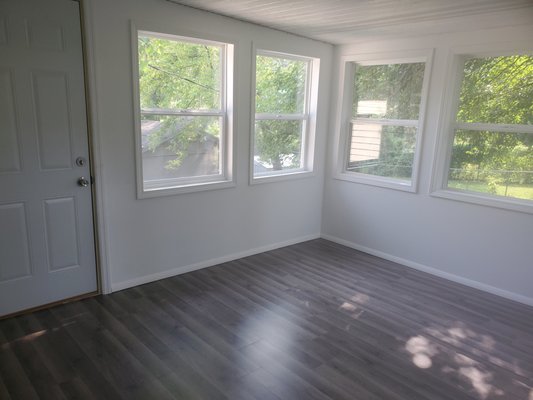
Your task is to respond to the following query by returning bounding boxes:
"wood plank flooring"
[1,239,532,400]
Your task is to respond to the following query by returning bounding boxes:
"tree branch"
[148,64,219,92]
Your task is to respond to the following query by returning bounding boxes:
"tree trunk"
[272,158,283,171]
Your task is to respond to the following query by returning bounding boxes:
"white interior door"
[0,0,97,316]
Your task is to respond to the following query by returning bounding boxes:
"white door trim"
[79,0,112,294]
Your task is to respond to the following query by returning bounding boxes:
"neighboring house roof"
[140,120,162,151]
[253,158,270,172]
[141,120,275,173]
[141,117,216,153]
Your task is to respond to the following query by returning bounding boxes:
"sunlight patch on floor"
[403,322,531,399]
[453,353,503,399]
[405,335,438,369]
[425,321,524,377]
[1,329,48,350]
[339,301,365,321]
[350,292,369,304]
[458,366,501,399]
[340,302,357,312]
[20,329,47,342]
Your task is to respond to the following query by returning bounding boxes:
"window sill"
[138,178,235,199]
[334,171,417,193]
[250,169,315,185]
[430,188,533,214]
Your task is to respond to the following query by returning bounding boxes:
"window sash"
[254,54,311,116]
[134,29,234,197]
[140,113,227,185]
[453,122,533,134]
[253,118,308,176]
[346,121,418,172]
[351,118,418,127]
[252,50,315,180]
[436,52,533,207]
[138,32,226,112]
[143,172,227,191]
[344,121,420,180]
[255,113,307,121]
[141,108,224,117]
[335,53,432,194]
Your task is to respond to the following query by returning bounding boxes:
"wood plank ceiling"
[167,0,533,43]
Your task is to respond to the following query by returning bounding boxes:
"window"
[335,53,431,191]
[252,50,319,181]
[433,52,533,212]
[133,30,234,196]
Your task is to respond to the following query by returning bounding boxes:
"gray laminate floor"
[1,239,532,399]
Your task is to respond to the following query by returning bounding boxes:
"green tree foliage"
[138,37,309,172]
[138,36,220,110]
[255,55,307,170]
[138,36,532,194]
[458,55,533,125]
[138,35,221,170]
[349,57,533,198]
[451,55,533,194]
[353,63,425,120]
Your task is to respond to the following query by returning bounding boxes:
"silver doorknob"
[78,177,90,187]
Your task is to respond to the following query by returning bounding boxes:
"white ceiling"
[167,0,533,44]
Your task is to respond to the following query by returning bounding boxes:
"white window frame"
[431,45,533,214]
[333,50,433,192]
[250,48,320,184]
[131,24,235,198]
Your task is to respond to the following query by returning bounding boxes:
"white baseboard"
[111,233,321,292]
[321,233,533,308]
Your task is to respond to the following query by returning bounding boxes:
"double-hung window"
[252,50,319,182]
[433,52,533,212]
[335,53,431,192]
[133,29,234,197]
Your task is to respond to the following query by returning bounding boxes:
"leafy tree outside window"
[253,51,315,178]
[446,55,533,201]
[134,31,233,195]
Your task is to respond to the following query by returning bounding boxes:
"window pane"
[448,130,533,200]
[353,62,425,120]
[347,124,417,180]
[256,55,308,114]
[457,55,533,125]
[254,119,304,173]
[141,115,221,189]
[138,35,221,111]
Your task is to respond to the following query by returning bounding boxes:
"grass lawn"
[448,180,533,200]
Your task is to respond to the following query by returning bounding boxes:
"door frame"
[79,0,111,294]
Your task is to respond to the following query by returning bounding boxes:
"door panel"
[0,203,32,282]
[0,0,97,316]
[43,197,80,272]
[33,71,73,170]
[0,69,21,173]
[26,19,66,51]
[0,18,6,44]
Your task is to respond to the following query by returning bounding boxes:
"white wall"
[84,0,333,291]
[322,22,533,305]
[86,0,533,306]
